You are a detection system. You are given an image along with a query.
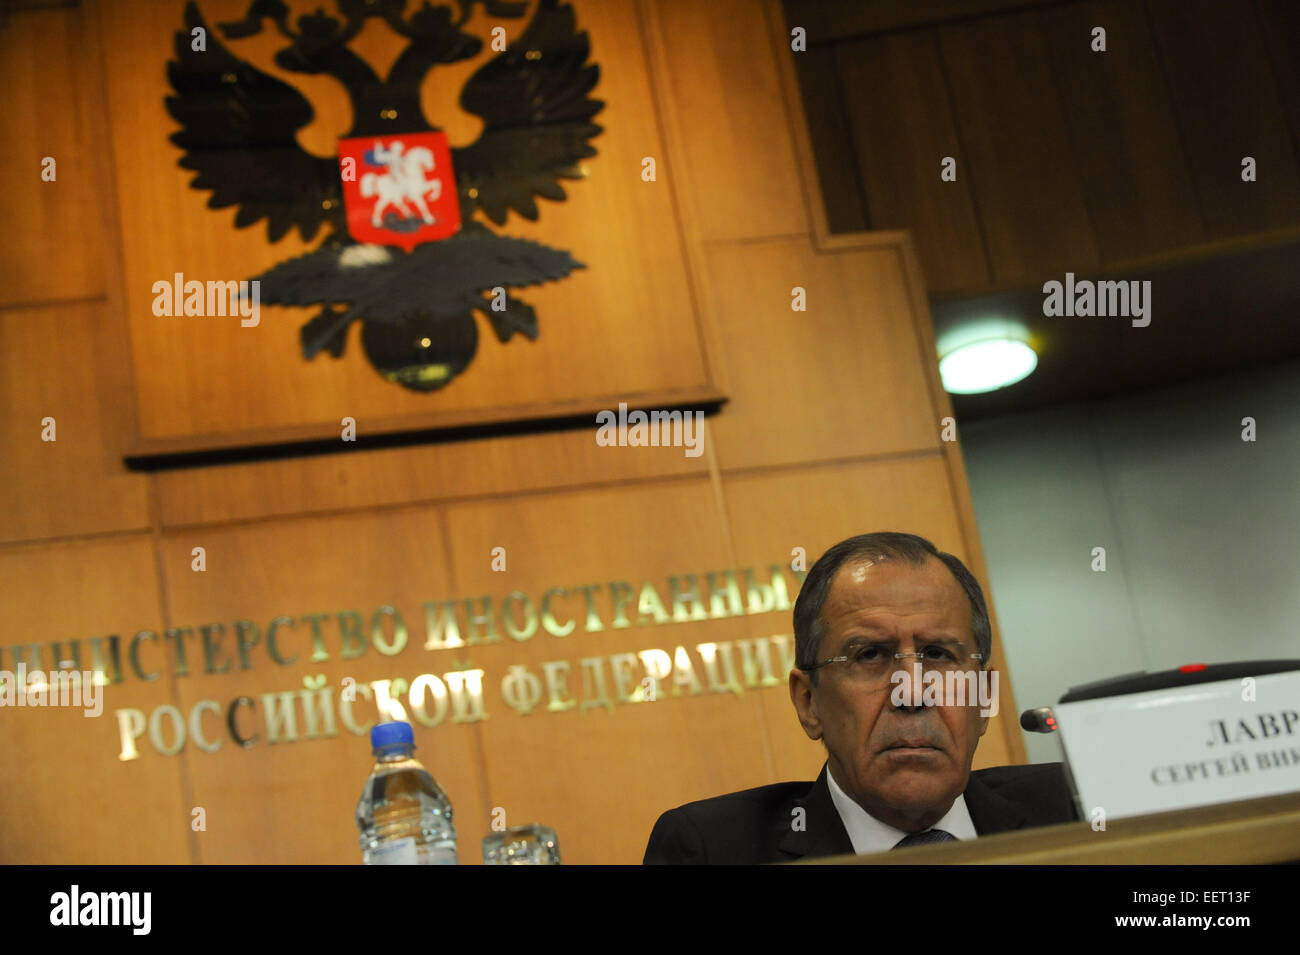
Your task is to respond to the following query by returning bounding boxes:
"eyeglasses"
[805,643,984,686]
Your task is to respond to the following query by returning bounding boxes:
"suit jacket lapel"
[963,770,1028,835]
[777,764,854,860]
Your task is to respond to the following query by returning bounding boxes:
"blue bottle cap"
[370,720,414,751]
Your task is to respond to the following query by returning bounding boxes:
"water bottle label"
[418,845,458,865]
[369,837,418,865]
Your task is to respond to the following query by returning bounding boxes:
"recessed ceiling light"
[939,338,1038,394]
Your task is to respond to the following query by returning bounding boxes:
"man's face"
[789,556,989,832]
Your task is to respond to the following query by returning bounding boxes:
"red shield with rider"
[338,131,461,252]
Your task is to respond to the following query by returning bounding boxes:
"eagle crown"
[218,0,528,138]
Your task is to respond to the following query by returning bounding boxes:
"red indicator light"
[1179,663,1208,673]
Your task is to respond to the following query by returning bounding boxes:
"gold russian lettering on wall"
[339,681,375,735]
[90,635,124,685]
[148,704,185,756]
[371,677,407,723]
[573,583,604,632]
[502,664,543,714]
[578,656,614,712]
[540,587,574,637]
[763,565,796,610]
[542,660,576,712]
[705,570,744,618]
[299,674,339,739]
[736,637,780,688]
[608,652,641,703]
[129,630,161,682]
[635,581,670,626]
[445,668,488,722]
[87,562,808,759]
[163,627,192,676]
[199,623,231,674]
[43,561,803,683]
[261,691,301,743]
[370,605,408,656]
[228,696,258,747]
[744,569,776,614]
[189,699,223,753]
[608,580,635,629]
[234,620,260,669]
[462,597,499,646]
[770,634,796,675]
[301,613,330,663]
[671,645,703,697]
[267,615,299,665]
[337,611,368,660]
[502,592,538,642]
[116,707,145,761]
[408,673,449,727]
[697,642,745,698]
[423,600,463,650]
[668,574,710,623]
[109,636,803,759]
[47,639,82,672]
[638,649,673,689]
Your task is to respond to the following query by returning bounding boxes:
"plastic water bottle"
[356,720,457,864]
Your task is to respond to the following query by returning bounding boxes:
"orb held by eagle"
[362,309,479,392]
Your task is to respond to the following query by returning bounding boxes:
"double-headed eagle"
[166,0,603,390]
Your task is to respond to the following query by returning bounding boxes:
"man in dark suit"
[644,532,1079,863]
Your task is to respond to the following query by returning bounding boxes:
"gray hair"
[792,532,991,684]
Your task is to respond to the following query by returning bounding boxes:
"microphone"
[1020,707,1058,733]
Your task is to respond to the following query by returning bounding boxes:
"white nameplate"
[1055,670,1300,821]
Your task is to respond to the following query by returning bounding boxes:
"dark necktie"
[892,828,958,849]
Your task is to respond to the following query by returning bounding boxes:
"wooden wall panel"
[1042,0,1205,262]
[443,476,791,864]
[784,0,1300,303]
[1256,0,1300,168]
[938,11,1100,284]
[96,0,714,450]
[720,456,1019,783]
[646,0,810,241]
[789,50,871,235]
[0,7,104,306]
[0,536,190,863]
[158,506,488,864]
[1147,0,1300,239]
[703,237,940,471]
[787,0,1057,41]
[0,301,151,544]
[154,422,706,528]
[833,31,990,293]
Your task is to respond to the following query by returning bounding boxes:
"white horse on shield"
[361,142,443,228]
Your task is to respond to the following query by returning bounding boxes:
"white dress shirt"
[824,761,977,853]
